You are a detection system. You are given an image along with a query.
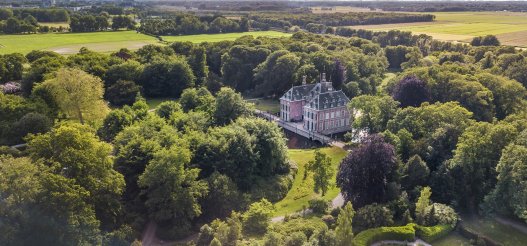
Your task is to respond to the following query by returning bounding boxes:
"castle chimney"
[302,75,307,85]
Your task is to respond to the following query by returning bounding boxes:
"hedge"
[415,224,454,242]
[352,223,416,246]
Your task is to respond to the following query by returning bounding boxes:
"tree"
[97,107,134,142]
[335,201,355,246]
[104,60,143,87]
[391,76,430,107]
[179,87,215,114]
[402,155,430,190]
[189,46,209,86]
[201,172,244,220]
[111,15,135,30]
[448,121,519,210]
[254,50,301,97]
[337,134,399,208]
[155,100,182,119]
[483,130,527,223]
[44,68,109,124]
[139,57,195,98]
[242,199,274,235]
[213,87,253,125]
[28,123,125,229]
[331,59,346,89]
[353,203,394,232]
[105,80,141,107]
[348,95,399,134]
[221,45,270,92]
[306,150,334,196]
[415,187,431,224]
[138,147,208,239]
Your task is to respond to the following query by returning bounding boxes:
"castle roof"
[306,90,349,110]
[281,83,316,101]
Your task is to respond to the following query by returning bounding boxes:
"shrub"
[284,231,307,246]
[415,224,454,243]
[423,203,458,227]
[353,203,395,233]
[242,199,274,235]
[321,215,336,229]
[271,217,327,239]
[308,198,329,214]
[352,223,416,246]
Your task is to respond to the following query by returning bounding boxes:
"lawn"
[161,31,291,43]
[146,97,174,110]
[351,12,527,47]
[461,216,527,246]
[0,30,159,55]
[246,98,281,114]
[0,30,290,55]
[273,147,348,216]
[433,231,471,246]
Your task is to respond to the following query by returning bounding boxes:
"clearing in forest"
[273,146,347,216]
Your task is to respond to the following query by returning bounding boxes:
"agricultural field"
[161,31,291,43]
[273,147,347,216]
[350,12,527,47]
[0,30,290,55]
[0,30,158,55]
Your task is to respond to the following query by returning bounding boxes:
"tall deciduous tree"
[28,123,125,230]
[44,68,109,124]
[348,95,399,134]
[392,76,430,108]
[306,150,334,196]
[213,87,253,125]
[337,134,399,208]
[139,147,208,239]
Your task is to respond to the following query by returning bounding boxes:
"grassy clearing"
[461,216,527,245]
[0,30,290,55]
[146,98,174,110]
[433,231,471,246]
[161,31,291,43]
[0,30,159,55]
[273,147,348,216]
[351,12,527,47]
[246,98,281,114]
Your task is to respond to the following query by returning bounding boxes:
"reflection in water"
[283,129,324,149]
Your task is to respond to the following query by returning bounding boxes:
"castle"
[279,74,351,135]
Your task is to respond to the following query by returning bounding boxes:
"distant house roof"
[281,83,316,101]
[306,90,350,110]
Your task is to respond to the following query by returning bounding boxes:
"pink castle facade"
[280,74,351,135]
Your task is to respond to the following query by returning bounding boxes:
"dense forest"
[250,12,434,31]
[2,2,527,245]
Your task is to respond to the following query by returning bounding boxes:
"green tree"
[213,87,253,125]
[139,146,208,238]
[349,95,399,134]
[402,155,430,190]
[105,80,141,107]
[221,45,270,92]
[179,87,215,114]
[353,203,394,232]
[189,46,209,86]
[43,68,109,124]
[242,199,274,235]
[306,150,334,196]
[28,123,125,229]
[335,201,355,246]
[254,50,301,97]
[104,60,143,87]
[139,57,195,98]
[415,187,431,224]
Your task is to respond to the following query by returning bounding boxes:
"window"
[325,113,329,119]
[331,112,335,118]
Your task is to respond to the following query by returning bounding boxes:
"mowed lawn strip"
[161,31,291,43]
[273,147,348,216]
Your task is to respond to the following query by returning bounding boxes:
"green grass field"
[0,30,158,55]
[461,216,527,245]
[352,12,527,47]
[0,30,290,55]
[161,31,291,43]
[246,98,281,114]
[273,147,348,216]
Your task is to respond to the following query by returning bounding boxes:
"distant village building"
[280,73,351,135]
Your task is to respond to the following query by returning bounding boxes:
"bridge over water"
[255,109,347,149]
